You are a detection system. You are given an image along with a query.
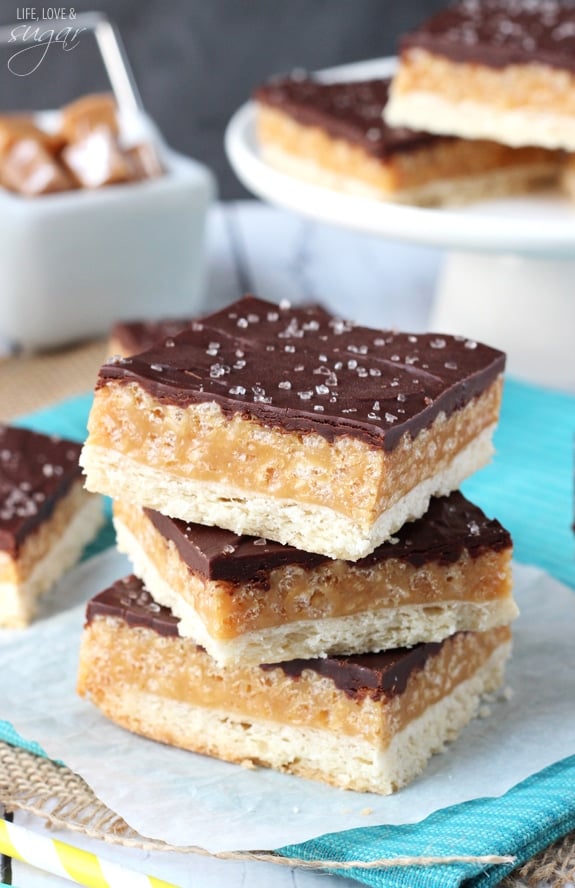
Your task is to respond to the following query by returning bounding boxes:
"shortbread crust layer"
[78,578,511,794]
[113,493,515,665]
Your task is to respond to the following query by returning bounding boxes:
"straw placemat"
[0,346,574,884]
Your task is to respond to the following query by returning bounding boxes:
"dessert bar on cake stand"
[226,57,575,391]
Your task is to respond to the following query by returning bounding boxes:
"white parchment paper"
[1,550,574,852]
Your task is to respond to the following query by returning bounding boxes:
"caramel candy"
[0,115,64,158]
[62,128,134,189]
[1,138,74,196]
[126,143,164,180]
[59,93,119,142]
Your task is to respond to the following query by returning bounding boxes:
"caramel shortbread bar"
[81,296,505,561]
[0,426,103,627]
[108,317,194,358]
[256,75,558,205]
[113,492,516,666]
[386,0,575,150]
[78,576,512,794]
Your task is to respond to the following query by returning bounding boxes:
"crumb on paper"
[240,758,257,770]
[361,807,374,816]
[479,704,492,719]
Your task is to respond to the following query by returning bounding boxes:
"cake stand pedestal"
[432,251,575,390]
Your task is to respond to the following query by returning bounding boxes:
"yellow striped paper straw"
[0,819,178,888]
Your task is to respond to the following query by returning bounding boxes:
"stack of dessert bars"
[78,295,517,794]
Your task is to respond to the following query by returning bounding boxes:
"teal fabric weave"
[462,378,574,590]
[279,755,575,888]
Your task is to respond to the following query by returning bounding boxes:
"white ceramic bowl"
[0,143,215,350]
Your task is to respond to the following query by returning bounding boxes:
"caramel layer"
[80,590,511,748]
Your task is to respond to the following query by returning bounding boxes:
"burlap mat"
[0,743,573,883]
[0,345,574,882]
[0,340,107,422]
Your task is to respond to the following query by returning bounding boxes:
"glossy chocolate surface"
[97,296,505,452]
[86,575,447,699]
[0,425,82,555]
[400,0,575,72]
[261,643,444,700]
[110,317,194,357]
[87,575,179,636]
[255,75,440,157]
[144,490,512,583]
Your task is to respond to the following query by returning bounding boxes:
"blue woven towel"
[279,754,575,888]
[5,376,575,886]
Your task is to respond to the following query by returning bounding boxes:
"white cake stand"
[225,58,575,390]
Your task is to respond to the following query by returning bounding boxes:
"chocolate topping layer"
[261,644,444,700]
[97,296,505,452]
[401,0,575,72]
[255,75,440,158]
[87,575,179,636]
[0,425,82,556]
[86,575,446,699]
[143,490,512,584]
[110,317,193,357]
